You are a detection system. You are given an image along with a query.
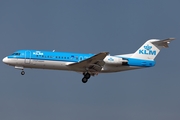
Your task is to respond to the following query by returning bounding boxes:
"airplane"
[2,38,174,83]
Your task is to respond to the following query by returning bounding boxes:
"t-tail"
[131,38,175,60]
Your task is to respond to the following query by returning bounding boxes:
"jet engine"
[104,56,128,66]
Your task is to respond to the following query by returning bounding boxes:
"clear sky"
[0,0,180,120]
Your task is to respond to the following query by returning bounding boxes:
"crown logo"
[144,45,152,50]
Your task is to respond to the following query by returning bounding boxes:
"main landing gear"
[82,73,91,83]
[21,70,25,75]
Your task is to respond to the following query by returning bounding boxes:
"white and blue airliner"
[2,38,174,83]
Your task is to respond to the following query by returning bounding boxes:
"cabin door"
[25,51,31,64]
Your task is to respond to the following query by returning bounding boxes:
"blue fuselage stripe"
[7,50,156,67]
[8,56,77,62]
[8,50,95,63]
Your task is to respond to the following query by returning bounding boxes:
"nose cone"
[2,57,8,64]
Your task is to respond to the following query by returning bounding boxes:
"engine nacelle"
[104,56,128,66]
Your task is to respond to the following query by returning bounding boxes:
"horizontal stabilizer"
[151,38,175,48]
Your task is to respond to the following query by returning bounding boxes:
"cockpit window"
[12,53,21,56]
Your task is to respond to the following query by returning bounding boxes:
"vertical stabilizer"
[131,38,175,60]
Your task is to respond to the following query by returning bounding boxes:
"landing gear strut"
[82,73,91,83]
[21,71,25,75]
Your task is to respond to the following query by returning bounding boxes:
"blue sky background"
[0,0,180,120]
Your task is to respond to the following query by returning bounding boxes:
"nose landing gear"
[21,70,25,75]
[82,73,91,83]
[15,66,25,75]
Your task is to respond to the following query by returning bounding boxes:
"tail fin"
[131,38,175,60]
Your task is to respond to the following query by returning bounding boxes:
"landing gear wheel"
[85,73,91,79]
[21,71,25,75]
[82,77,88,83]
[81,73,91,83]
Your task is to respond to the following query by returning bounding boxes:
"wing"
[68,52,109,73]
